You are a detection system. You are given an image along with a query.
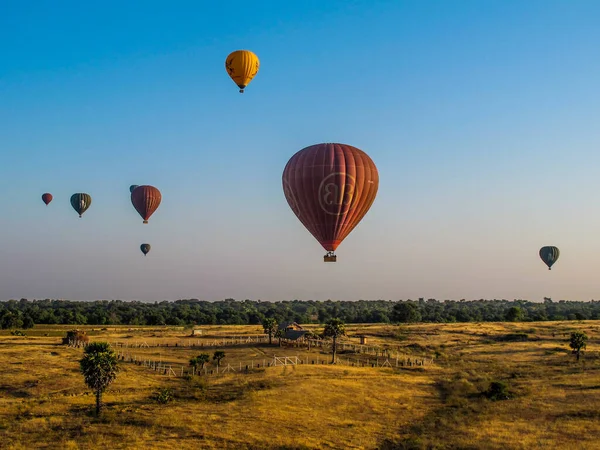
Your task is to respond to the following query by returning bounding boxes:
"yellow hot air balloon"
[225,50,260,93]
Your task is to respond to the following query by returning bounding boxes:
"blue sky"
[1,0,599,302]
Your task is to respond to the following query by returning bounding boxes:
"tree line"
[1,297,599,329]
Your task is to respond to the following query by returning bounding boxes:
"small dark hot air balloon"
[42,193,53,206]
[129,185,139,193]
[70,193,92,218]
[282,143,379,262]
[539,246,560,270]
[140,243,151,256]
[131,185,161,224]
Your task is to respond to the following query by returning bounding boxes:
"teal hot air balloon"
[70,193,92,218]
[129,185,139,194]
[140,243,151,256]
[539,246,560,270]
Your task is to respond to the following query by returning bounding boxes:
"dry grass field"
[1,321,599,449]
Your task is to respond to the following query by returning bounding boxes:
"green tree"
[213,350,225,367]
[79,342,119,416]
[391,302,421,323]
[22,315,35,329]
[505,306,524,322]
[196,353,210,369]
[262,317,277,345]
[569,331,588,361]
[304,330,316,350]
[323,318,346,364]
[189,353,210,374]
[275,328,284,347]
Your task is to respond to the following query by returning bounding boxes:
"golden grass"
[1,321,599,449]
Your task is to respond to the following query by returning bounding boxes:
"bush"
[153,387,173,404]
[494,333,529,342]
[62,330,90,346]
[484,381,511,401]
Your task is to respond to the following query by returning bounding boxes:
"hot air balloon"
[129,185,139,194]
[131,185,161,224]
[225,50,260,93]
[70,193,92,218]
[539,246,560,270]
[140,243,151,256]
[42,193,53,206]
[282,143,379,262]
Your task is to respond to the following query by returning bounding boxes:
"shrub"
[153,387,173,404]
[494,333,528,342]
[484,381,511,401]
[62,330,90,347]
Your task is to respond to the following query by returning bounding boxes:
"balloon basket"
[324,254,337,263]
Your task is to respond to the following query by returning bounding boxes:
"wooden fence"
[107,335,271,349]
[104,335,422,361]
[113,349,434,378]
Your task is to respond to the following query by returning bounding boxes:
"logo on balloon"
[318,173,356,216]
[283,180,302,218]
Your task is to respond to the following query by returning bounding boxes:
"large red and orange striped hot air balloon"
[131,185,162,224]
[282,143,379,262]
[41,193,53,206]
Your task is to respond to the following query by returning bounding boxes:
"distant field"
[1,322,599,449]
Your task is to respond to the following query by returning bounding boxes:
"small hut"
[359,335,368,345]
[277,322,308,343]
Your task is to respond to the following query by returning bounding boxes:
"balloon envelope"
[129,185,139,194]
[70,193,92,218]
[282,143,379,259]
[539,246,559,270]
[42,193,53,205]
[225,50,260,93]
[131,185,161,224]
[140,243,151,256]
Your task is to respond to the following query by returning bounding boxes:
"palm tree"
[79,342,119,416]
[189,353,210,375]
[213,350,225,368]
[189,357,199,374]
[304,330,316,351]
[262,318,277,345]
[323,318,346,364]
[197,353,210,370]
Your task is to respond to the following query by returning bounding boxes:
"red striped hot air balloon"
[282,143,379,262]
[131,185,162,224]
[41,193,53,206]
